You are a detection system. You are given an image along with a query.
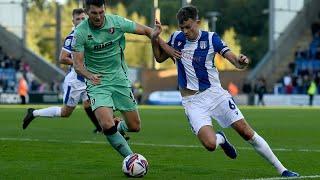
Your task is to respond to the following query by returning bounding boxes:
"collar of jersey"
[186,30,202,43]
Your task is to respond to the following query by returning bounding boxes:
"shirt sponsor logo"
[93,41,112,51]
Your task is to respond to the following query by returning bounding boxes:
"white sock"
[33,107,61,118]
[248,132,287,174]
[215,133,225,149]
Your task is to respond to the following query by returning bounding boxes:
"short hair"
[176,6,199,24]
[72,8,85,17]
[85,0,105,9]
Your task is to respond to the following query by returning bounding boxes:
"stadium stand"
[276,19,320,94]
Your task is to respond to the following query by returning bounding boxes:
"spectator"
[133,82,143,104]
[18,74,28,104]
[255,78,266,106]
[228,82,239,97]
[307,78,317,106]
[242,80,254,105]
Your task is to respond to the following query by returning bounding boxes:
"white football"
[122,153,148,177]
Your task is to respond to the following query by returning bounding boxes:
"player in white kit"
[22,8,101,133]
[151,6,298,177]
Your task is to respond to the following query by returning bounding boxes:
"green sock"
[117,120,129,133]
[106,132,132,157]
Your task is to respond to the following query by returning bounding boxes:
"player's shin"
[33,107,61,117]
[104,126,133,158]
[248,132,287,174]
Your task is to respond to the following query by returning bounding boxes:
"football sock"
[215,133,225,149]
[105,126,133,158]
[248,132,287,174]
[33,107,61,117]
[117,120,129,133]
[84,107,102,131]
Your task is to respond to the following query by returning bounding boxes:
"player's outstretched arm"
[134,22,181,62]
[224,51,249,69]
[73,51,101,85]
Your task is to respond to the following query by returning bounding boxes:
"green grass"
[0,105,320,179]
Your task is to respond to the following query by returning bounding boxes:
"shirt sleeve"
[167,33,174,47]
[71,29,86,52]
[116,15,136,33]
[212,33,230,56]
[62,36,72,53]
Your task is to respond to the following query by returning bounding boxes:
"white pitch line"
[242,175,320,180]
[1,137,320,153]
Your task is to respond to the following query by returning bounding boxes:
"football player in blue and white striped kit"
[151,5,298,178]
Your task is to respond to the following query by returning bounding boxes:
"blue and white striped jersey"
[62,30,85,83]
[168,30,230,91]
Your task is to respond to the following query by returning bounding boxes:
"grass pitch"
[0,105,319,179]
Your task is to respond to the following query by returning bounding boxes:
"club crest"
[108,27,115,34]
[200,41,207,49]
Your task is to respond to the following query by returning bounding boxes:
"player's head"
[85,0,105,28]
[176,6,200,41]
[72,8,86,27]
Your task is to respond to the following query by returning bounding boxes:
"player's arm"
[73,51,101,85]
[59,49,73,65]
[134,23,181,62]
[118,16,181,62]
[150,19,176,63]
[212,33,249,69]
[224,51,249,69]
[72,30,100,85]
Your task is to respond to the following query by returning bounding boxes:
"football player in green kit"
[72,0,180,158]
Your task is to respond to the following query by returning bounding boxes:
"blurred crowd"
[275,17,320,95]
[0,46,62,95]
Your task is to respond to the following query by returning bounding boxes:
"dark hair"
[72,8,85,16]
[85,0,105,9]
[176,6,199,24]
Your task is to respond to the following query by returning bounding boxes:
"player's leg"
[22,105,76,129]
[89,86,133,158]
[113,86,140,134]
[94,106,133,157]
[231,115,299,177]
[182,92,237,158]
[82,98,102,133]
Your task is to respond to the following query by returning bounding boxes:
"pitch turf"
[0,105,319,179]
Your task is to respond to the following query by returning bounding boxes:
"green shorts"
[86,83,137,111]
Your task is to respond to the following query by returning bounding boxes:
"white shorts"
[63,81,88,107]
[181,87,244,135]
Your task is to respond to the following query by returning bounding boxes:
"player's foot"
[22,108,35,130]
[281,170,299,177]
[217,131,237,159]
[114,119,130,141]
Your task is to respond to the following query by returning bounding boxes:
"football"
[122,153,148,177]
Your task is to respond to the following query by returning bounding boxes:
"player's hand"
[89,74,101,85]
[163,46,182,62]
[237,54,249,69]
[151,19,162,39]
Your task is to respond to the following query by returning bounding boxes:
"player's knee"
[127,121,140,132]
[130,124,140,132]
[204,141,217,152]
